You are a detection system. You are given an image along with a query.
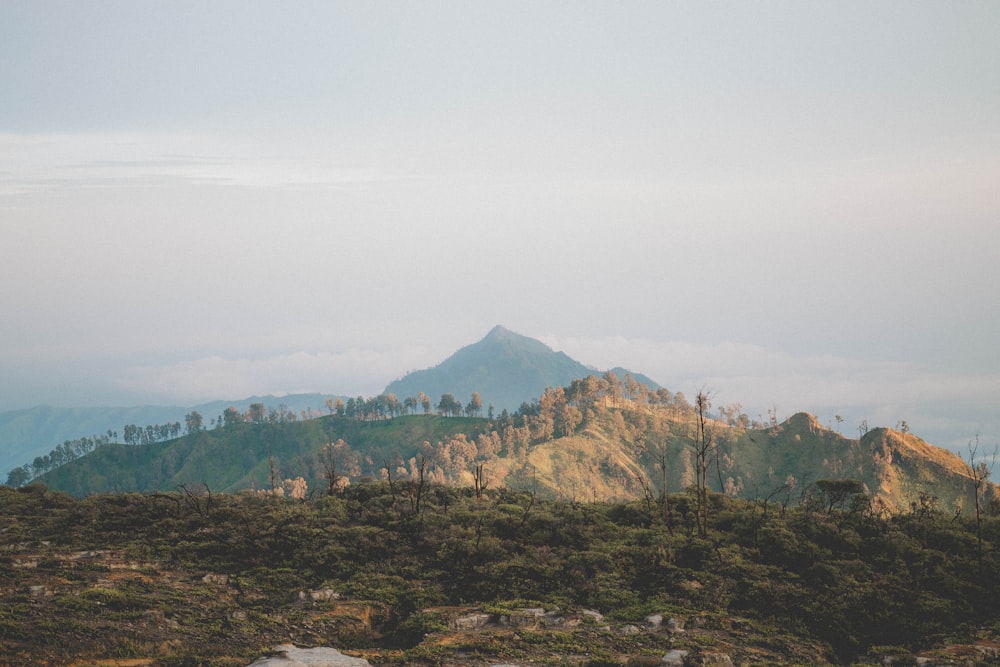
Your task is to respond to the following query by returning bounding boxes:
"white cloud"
[0,131,411,198]
[542,334,1000,451]
[115,346,444,404]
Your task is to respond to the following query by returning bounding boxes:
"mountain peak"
[473,326,556,358]
[481,325,544,347]
[384,327,658,412]
[485,324,511,338]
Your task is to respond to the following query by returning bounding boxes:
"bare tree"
[473,462,487,500]
[967,435,997,571]
[383,458,398,507]
[693,390,714,538]
[410,455,427,515]
[320,438,355,495]
[267,454,281,496]
[645,434,673,531]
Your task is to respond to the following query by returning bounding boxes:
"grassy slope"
[37,406,987,515]
[39,415,488,496]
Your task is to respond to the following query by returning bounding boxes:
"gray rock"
[542,610,565,626]
[452,612,491,630]
[299,589,340,602]
[666,617,685,633]
[581,609,605,624]
[620,624,642,636]
[700,652,734,667]
[976,642,1000,659]
[662,649,688,666]
[646,613,663,628]
[246,644,371,666]
[500,608,545,628]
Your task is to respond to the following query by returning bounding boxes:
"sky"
[2,1,999,453]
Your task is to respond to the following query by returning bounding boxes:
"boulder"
[662,649,688,666]
[246,645,371,666]
[500,608,545,628]
[451,612,491,630]
[700,652,734,667]
[299,589,340,602]
[542,610,565,626]
[645,613,663,628]
[666,617,685,633]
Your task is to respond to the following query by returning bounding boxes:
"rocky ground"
[3,542,1000,667]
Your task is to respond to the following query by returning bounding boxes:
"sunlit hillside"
[33,384,993,517]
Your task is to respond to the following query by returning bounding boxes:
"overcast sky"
[2,1,998,452]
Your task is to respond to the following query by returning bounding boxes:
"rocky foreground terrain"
[3,482,1000,666]
[5,540,1000,666]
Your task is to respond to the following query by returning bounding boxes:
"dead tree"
[473,463,487,500]
[967,435,997,572]
[693,391,714,538]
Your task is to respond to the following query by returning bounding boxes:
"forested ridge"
[23,374,994,523]
[1,477,999,665]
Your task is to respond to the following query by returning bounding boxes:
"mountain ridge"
[8,326,991,516]
[32,394,995,517]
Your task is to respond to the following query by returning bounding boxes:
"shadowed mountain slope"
[383,325,660,413]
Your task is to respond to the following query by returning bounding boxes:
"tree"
[5,465,31,487]
[247,403,267,425]
[266,454,282,496]
[812,479,866,514]
[320,439,356,495]
[184,411,203,435]
[648,434,672,530]
[472,462,487,500]
[967,435,997,571]
[223,407,243,429]
[437,393,461,417]
[603,371,623,408]
[384,393,399,419]
[418,392,432,415]
[466,392,483,418]
[403,396,418,415]
[692,391,714,538]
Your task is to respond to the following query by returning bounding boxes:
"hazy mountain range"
[0,326,657,474]
[14,325,991,515]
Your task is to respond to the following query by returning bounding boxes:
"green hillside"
[38,414,488,496]
[0,393,335,475]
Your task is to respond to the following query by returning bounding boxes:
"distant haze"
[2,2,998,454]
